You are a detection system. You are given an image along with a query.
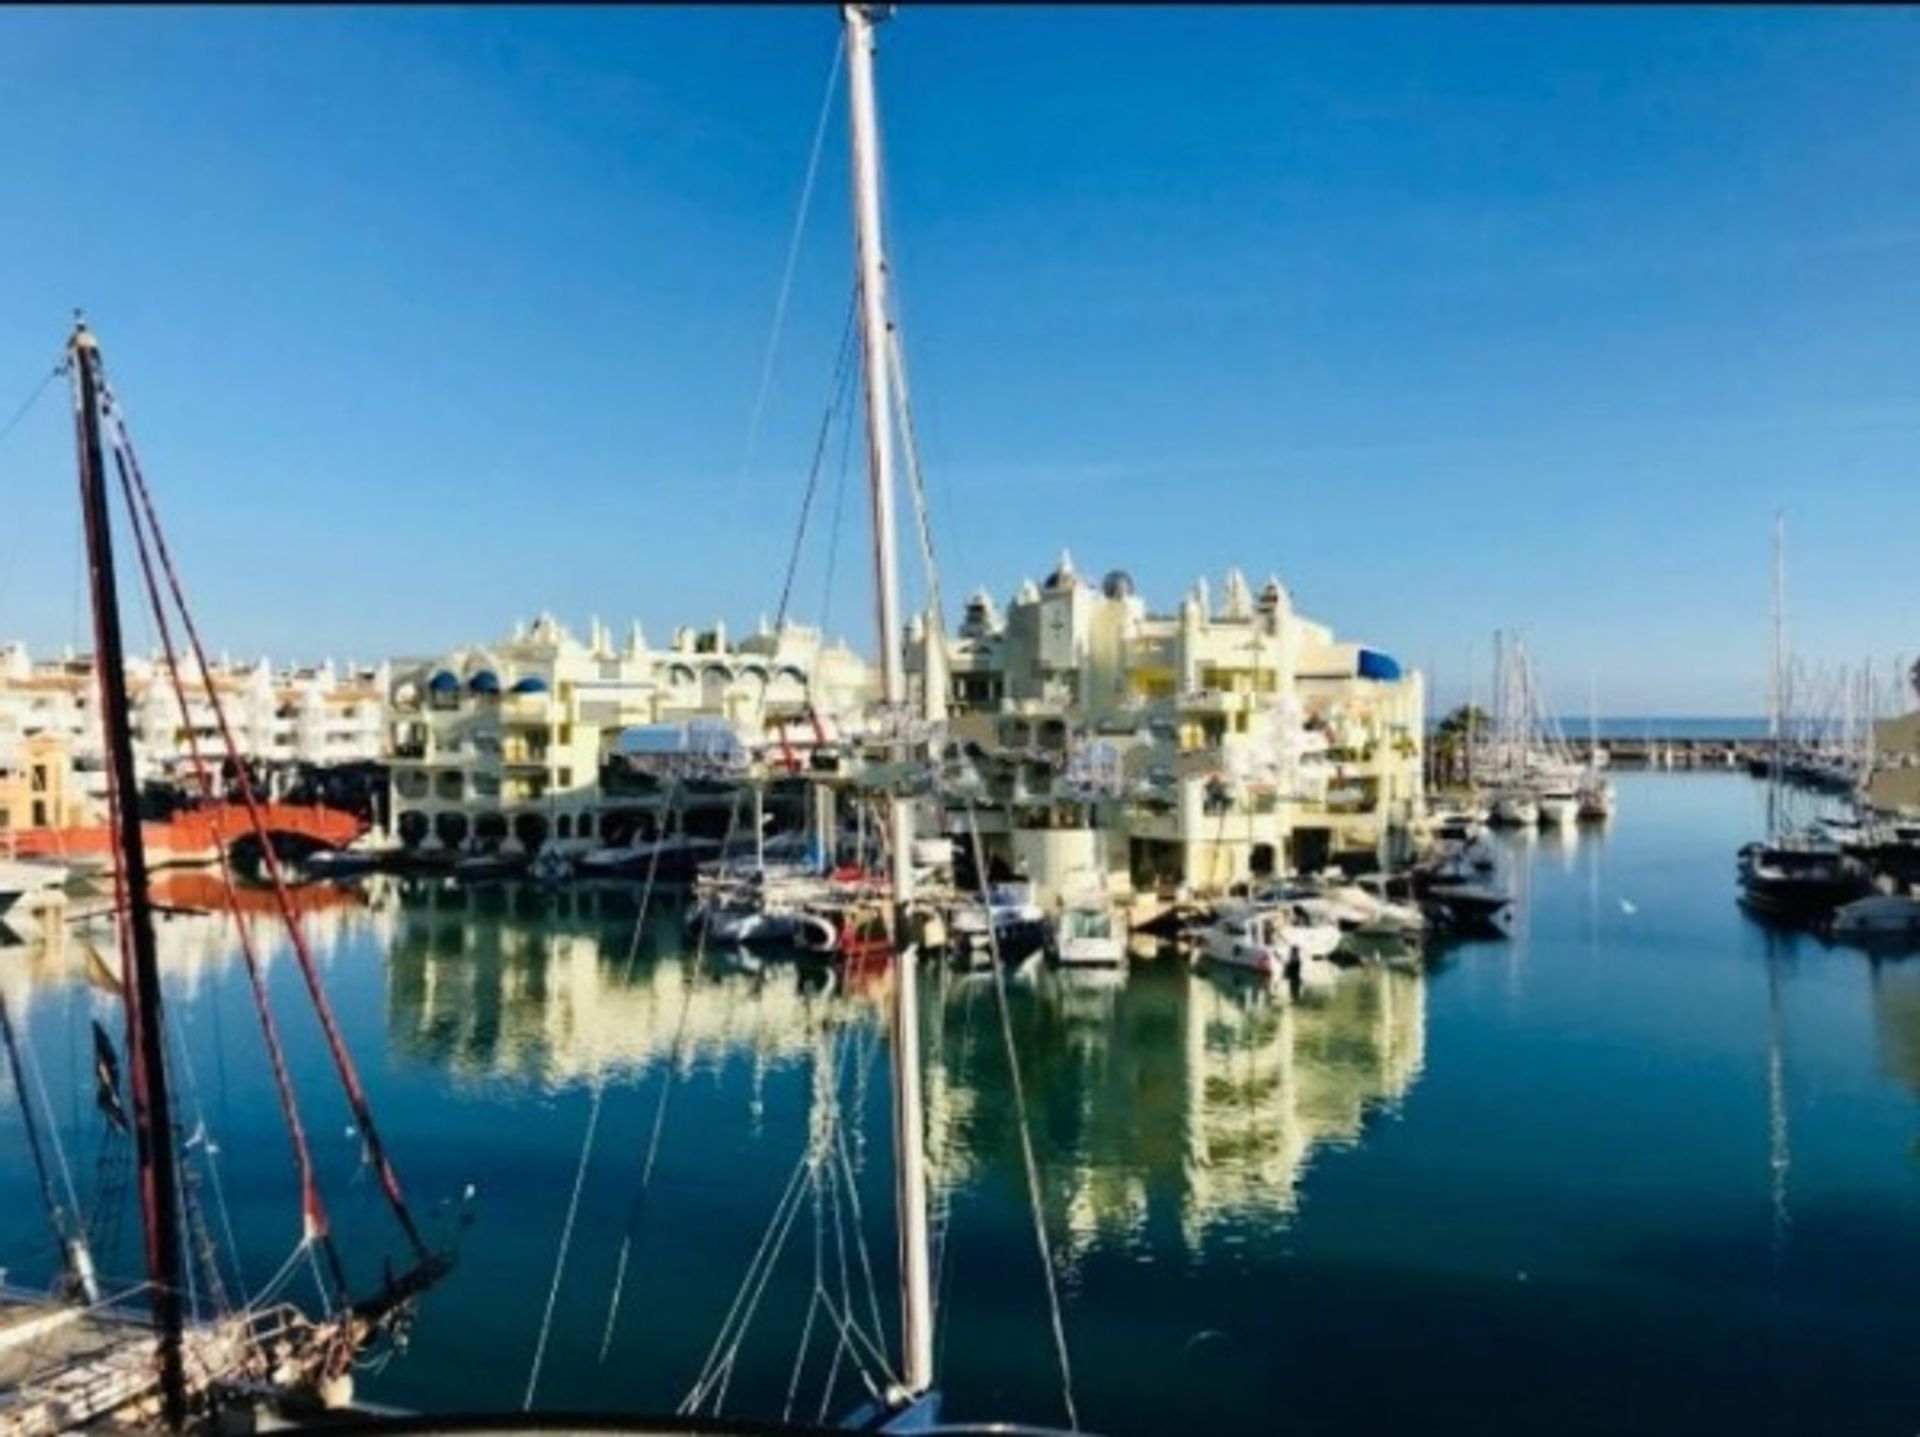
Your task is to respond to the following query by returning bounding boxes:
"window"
[32,800,48,827]
[558,768,573,787]
[30,765,47,792]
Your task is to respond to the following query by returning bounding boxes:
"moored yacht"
[1197,899,1341,988]
[1488,789,1539,827]
[1050,878,1126,968]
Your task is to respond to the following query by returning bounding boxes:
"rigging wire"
[98,373,431,1266]
[593,790,742,1365]
[772,290,861,636]
[961,801,1083,1432]
[727,34,847,537]
[819,379,859,636]
[0,359,61,452]
[105,408,350,1302]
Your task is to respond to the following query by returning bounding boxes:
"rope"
[98,374,429,1266]
[108,422,348,1300]
[727,34,846,534]
[963,801,1082,1431]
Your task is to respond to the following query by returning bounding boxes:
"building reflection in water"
[925,960,1427,1267]
[0,870,391,1016]
[9,874,1430,1258]
[383,879,884,1093]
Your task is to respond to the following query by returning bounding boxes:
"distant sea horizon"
[1428,715,1773,741]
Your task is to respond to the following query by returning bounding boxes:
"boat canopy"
[615,716,746,762]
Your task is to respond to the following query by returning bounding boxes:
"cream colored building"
[904,555,1425,900]
[386,613,875,855]
[0,640,387,818]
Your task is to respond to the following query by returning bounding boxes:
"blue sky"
[0,6,1914,715]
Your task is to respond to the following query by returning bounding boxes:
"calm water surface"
[3,773,1917,1435]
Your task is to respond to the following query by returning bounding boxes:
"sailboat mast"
[844,2,934,1400]
[70,320,187,1427]
[1768,513,1785,838]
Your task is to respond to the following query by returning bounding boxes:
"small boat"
[949,880,1051,970]
[1832,892,1920,941]
[1417,853,1516,936]
[1488,790,1539,827]
[1576,776,1617,821]
[528,847,574,885]
[579,832,722,880]
[794,893,894,962]
[1738,839,1871,921]
[1535,784,1580,828]
[1197,901,1340,988]
[1050,886,1125,968]
[452,845,525,883]
[0,858,69,917]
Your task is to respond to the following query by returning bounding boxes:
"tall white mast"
[844,2,934,1400]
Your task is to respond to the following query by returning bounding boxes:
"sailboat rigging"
[0,319,457,1436]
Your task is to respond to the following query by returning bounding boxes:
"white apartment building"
[904,554,1425,900]
[386,613,875,855]
[0,641,387,816]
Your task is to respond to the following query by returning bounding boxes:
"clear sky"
[0,5,1914,716]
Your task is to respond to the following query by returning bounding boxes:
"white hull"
[1536,794,1579,828]
[1489,794,1539,827]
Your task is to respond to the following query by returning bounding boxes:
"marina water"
[3,771,1917,1435]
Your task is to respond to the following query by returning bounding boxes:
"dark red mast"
[70,317,188,1428]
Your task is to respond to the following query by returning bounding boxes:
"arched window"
[556,814,573,839]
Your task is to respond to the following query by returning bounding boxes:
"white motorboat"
[1535,785,1580,828]
[0,859,69,930]
[1197,901,1341,987]
[1051,890,1125,968]
[1488,790,1539,827]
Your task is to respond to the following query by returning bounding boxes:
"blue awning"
[1357,649,1402,682]
[427,670,460,692]
[469,670,502,695]
[510,675,549,695]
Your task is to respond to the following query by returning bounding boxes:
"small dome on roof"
[1043,549,1080,592]
[1102,569,1135,600]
